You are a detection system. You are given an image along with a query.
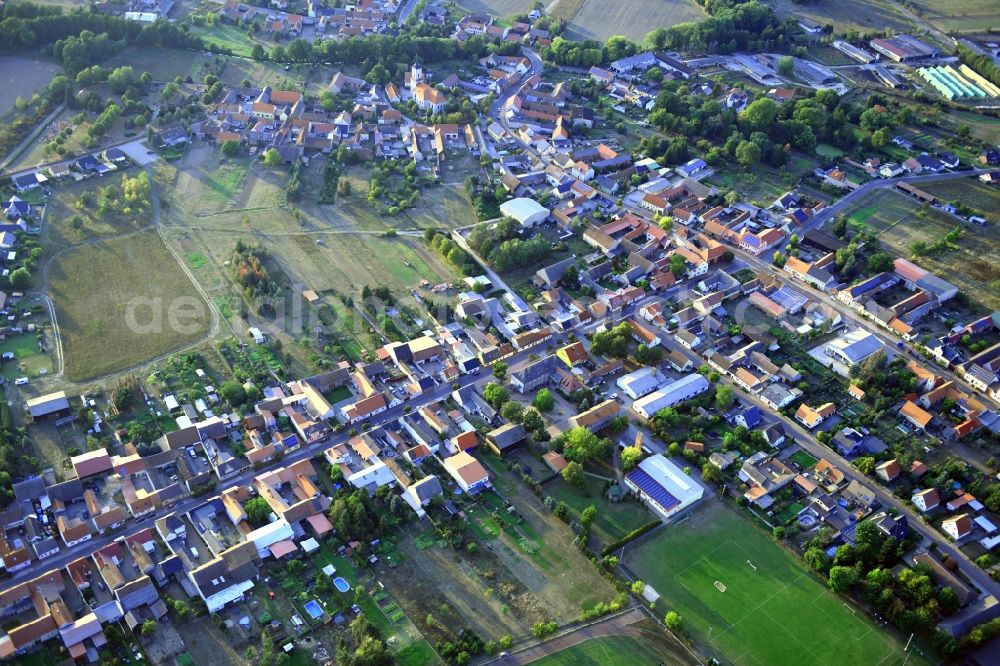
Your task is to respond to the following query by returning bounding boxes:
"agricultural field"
[0,56,60,118]
[626,501,919,666]
[47,229,212,382]
[530,634,672,666]
[765,0,916,34]
[457,0,533,19]
[920,177,1000,223]
[562,0,707,42]
[907,0,1000,32]
[839,187,1000,309]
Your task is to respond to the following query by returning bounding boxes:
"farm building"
[833,41,876,64]
[624,454,703,520]
[869,35,937,62]
[26,391,71,419]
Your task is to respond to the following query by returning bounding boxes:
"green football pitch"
[626,502,925,666]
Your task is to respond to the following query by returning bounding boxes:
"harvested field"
[766,0,915,34]
[562,0,706,42]
[908,0,1000,32]
[47,229,211,381]
[457,0,532,18]
[0,56,60,118]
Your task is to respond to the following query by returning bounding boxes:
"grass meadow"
[529,635,668,666]
[626,502,920,666]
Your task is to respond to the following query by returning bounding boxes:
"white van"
[14,377,28,386]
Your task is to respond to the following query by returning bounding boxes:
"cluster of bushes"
[466,217,550,273]
[231,241,279,299]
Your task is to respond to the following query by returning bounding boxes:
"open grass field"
[544,476,652,545]
[908,0,1000,32]
[626,501,919,666]
[766,0,915,34]
[562,0,706,42]
[528,635,667,666]
[47,229,211,382]
[839,186,1000,309]
[0,56,60,118]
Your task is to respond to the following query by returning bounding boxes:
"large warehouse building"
[499,197,549,227]
[625,454,703,520]
[632,374,710,419]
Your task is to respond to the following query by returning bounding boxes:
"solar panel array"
[626,467,680,512]
[771,285,808,311]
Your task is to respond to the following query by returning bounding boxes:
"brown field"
[563,0,707,42]
[48,229,212,382]
[765,0,916,34]
[457,0,533,18]
[908,0,1000,32]
[0,56,60,118]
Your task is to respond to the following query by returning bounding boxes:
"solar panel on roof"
[626,468,680,511]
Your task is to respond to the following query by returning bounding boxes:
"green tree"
[854,456,876,475]
[715,384,734,411]
[562,427,612,464]
[580,505,597,527]
[631,580,645,595]
[483,382,509,408]
[621,446,641,472]
[141,619,157,636]
[735,139,762,165]
[562,461,585,487]
[221,139,241,157]
[739,98,778,133]
[804,547,831,574]
[263,148,282,167]
[664,611,683,631]
[219,381,246,406]
[533,388,555,412]
[499,635,514,650]
[492,361,508,381]
[777,55,794,76]
[9,267,30,290]
[244,496,272,526]
[501,401,523,423]
[828,565,859,592]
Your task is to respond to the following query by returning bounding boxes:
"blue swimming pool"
[303,599,324,620]
[333,577,350,593]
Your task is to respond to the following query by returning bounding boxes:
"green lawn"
[815,143,844,159]
[545,476,652,544]
[0,333,53,379]
[627,502,919,666]
[789,450,818,470]
[528,635,666,666]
